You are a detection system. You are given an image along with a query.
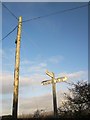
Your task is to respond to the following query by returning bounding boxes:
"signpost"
[41,70,67,117]
[46,70,54,78]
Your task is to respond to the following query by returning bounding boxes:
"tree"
[58,81,90,118]
[33,109,41,118]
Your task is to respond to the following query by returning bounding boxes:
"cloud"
[27,64,47,73]
[58,71,88,83]
[20,60,35,65]
[1,70,88,115]
[20,55,63,73]
[1,50,88,115]
[2,98,12,115]
[2,91,65,115]
[48,55,63,64]
[1,72,13,95]
[20,73,46,87]
[2,48,64,76]
[20,56,49,75]
[19,94,53,114]
[1,71,47,95]
[1,70,88,95]
[68,71,87,79]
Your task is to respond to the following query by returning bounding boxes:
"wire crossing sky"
[2,3,89,40]
[1,25,17,41]
[22,3,89,23]
[1,2,89,41]
[2,2,18,20]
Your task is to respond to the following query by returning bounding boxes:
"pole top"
[19,16,22,22]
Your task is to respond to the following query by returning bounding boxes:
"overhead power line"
[22,3,89,23]
[1,3,89,42]
[2,3,18,20]
[1,25,18,41]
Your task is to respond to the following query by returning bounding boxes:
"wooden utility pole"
[12,16,22,119]
[41,70,67,117]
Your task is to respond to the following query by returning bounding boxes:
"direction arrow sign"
[41,80,52,85]
[46,70,54,78]
[56,77,67,83]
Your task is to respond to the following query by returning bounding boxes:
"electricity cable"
[1,25,18,41]
[22,3,88,23]
[2,3,18,20]
[1,3,89,41]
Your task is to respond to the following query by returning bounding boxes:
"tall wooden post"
[12,16,22,119]
[52,73,58,117]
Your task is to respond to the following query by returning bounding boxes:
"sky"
[1,1,88,116]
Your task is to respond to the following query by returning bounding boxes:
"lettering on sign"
[56,77,67,83]
[41,80,52,85]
